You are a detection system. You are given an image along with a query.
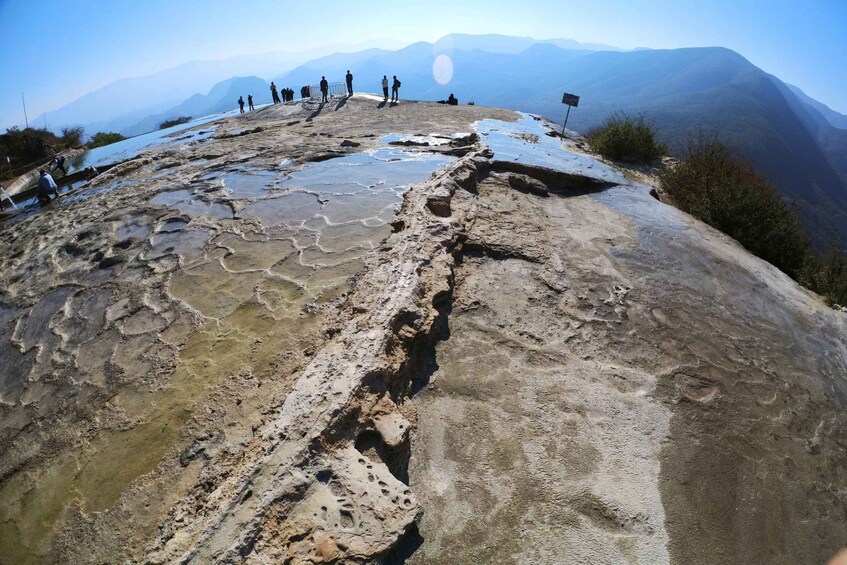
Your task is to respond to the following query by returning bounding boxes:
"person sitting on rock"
[237,96,245,114]
[37,169,59,203]
[438,94,459,105]
[320,76,329,103]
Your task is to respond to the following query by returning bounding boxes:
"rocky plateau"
[0,95,845,564]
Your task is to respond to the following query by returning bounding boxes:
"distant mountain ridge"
[27,33,847,248]
[271,40,847,248]
[123,76,271,136]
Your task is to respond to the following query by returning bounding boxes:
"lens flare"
[432,54,453,86]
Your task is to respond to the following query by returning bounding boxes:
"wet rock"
[340,140,361,147]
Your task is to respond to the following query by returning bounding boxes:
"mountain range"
[31,33,847,249]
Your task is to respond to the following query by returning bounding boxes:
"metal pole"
[561,105,571,136]
[22,92,28,128]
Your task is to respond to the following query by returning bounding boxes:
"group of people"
[236,71,458,113]
[271,82,295,104]
[381,75,402,103]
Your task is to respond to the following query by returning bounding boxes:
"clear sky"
[1,0,845,129]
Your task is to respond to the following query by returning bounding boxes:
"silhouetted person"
[391,76,401,103]
[247,94,255,111]
[439,93,459,105]
[346,70,353,96]
[270,81,281,104]
[382,75,389,100]
[37,169,58,203]
[50,154,67,176]
[320,76,328,102]
[238,96,245,114]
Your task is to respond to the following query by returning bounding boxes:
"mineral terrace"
[0,96,845,565]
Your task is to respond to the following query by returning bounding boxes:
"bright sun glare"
[432,54,453,85]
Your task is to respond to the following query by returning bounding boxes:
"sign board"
[562,93,580,107]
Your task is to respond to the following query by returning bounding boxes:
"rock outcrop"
[0,97,845,564]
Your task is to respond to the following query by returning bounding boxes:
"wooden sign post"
[561,93,580,136]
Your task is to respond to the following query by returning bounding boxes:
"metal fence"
[307,81,349,101]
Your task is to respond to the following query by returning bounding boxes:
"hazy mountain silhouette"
[124,76,270,136]
[31,33,847,248]
[274,41,847,248]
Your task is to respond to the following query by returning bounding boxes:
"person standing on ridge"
[391,75,401,103]
[247,94,255,111]
[320,76,329,103]
[346,70,353,96]
[270,81,281,104]
[238,96,245,114]
[382,75,389,101]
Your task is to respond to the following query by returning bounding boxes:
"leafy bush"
[0,126,81,175]
[60,126,84,147]
[661,137,809,278]
[802,247,847,306]
[88,132,126,148]
[660,135,847,306]
[159,116,191,129]
[586,113,666,163]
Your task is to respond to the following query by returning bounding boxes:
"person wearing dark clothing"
[320,76,329,103]
[438,94,459,105]
[238,96,245,113]
[50,154,67,176]
[301,86,308,99]
[270,82,281,104]
[37,170,58,203]
[391,76,401,103]
[346,70,353,96]
[382,76,389,100]
[247,94,255,111]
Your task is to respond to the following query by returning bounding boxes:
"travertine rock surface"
[0,96,845,564]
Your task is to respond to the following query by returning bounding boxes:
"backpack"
[396,80,401,88]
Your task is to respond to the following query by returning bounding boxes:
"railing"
[307,82,349,101]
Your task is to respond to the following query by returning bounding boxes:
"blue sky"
[1,0,845,129]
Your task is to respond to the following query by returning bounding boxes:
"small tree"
[60,126,84,147]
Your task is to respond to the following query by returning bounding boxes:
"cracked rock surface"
[0,97,845,564]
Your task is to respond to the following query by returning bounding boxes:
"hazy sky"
[1,0,845,129]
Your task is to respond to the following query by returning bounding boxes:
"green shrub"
[660,137,809,279]
[159,116,191,129]
[88,132,126,148]
[660,135,847,306]
[60,126,84,147]
[802,247,847,306]
[586,113,666,163]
